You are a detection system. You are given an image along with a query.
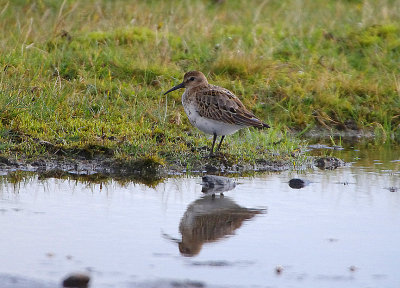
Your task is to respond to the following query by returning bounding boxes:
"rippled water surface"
[0,144,399,288]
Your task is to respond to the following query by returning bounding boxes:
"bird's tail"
[254,122,270,129]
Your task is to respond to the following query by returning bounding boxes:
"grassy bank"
[1,0,399,167]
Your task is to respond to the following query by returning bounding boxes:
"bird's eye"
[189,77,195,81]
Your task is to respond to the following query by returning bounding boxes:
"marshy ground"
[0,142,399,288]
[0,0,399,173]
[1,2,400,287]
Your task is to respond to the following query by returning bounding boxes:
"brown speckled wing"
[194,86,267,128]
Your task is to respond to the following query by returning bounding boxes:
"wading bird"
[164,71,270,156]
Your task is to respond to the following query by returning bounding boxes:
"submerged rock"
[201,175,236,195]
[202,175,235,187]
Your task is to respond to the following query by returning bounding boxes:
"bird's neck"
[186,83,209,95]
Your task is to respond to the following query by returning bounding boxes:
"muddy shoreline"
[0,153,345,184]
[2,129,367,182]
[0,129,382,181]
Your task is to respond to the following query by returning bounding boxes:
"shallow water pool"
[0,144,399,288]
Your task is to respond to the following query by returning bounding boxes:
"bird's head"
[164,71,208,95]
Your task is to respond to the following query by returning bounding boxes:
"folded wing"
[195,86,269,128]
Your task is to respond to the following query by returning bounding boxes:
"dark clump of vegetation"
[0,0,399,171]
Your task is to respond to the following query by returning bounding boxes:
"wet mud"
[0,153,345,184]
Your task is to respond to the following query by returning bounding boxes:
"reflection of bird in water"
[201,175,236,197]
[165,196,266,257]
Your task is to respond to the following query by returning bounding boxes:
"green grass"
[0,0,399,167]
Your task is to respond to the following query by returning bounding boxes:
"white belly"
[183,102,242,136]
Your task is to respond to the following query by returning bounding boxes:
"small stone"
[62,273,90,288]
[275,265,283,275]
[288,178,310,189]
[201,175,236,195]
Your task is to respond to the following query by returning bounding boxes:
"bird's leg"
[216,135,225,152]
[209,133,217,157]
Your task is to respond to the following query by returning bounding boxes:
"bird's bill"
[163,82,185,95]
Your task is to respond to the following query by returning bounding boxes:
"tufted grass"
[0,0,399,167]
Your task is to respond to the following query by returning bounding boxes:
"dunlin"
[164,71,270,156]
